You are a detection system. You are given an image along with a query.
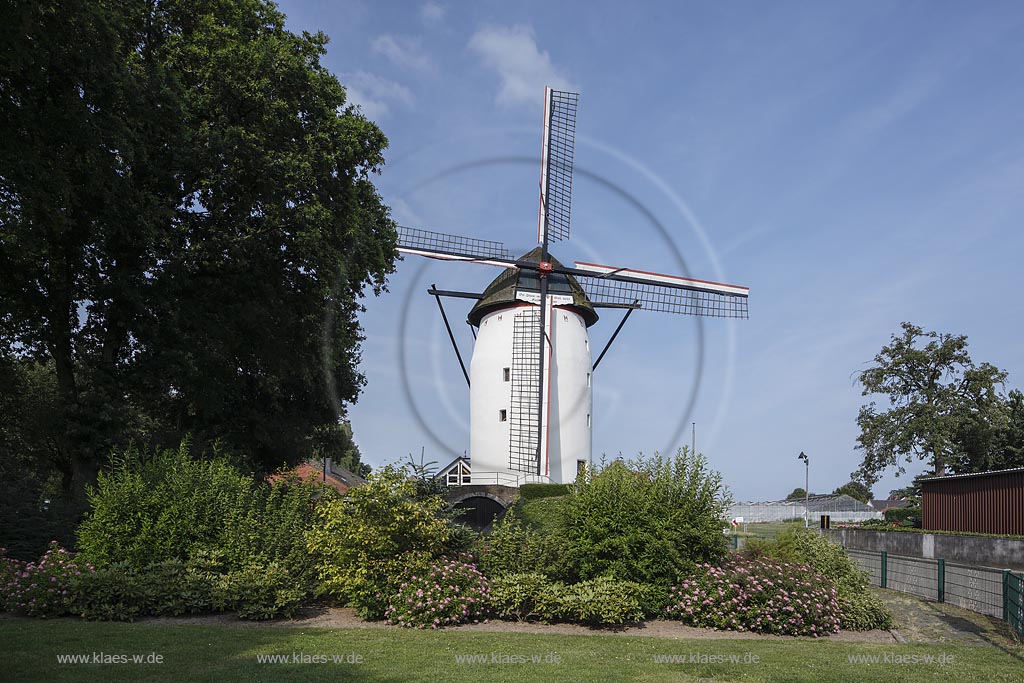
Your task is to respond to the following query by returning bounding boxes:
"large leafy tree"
[852,323,1007,485]
[832,481,872,504]
[952,388,1024,474]
[0,0,395,499]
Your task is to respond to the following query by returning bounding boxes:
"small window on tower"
[503,367,510,382]
[499,409,507,422]
[587,413,591,428]
[587,372,591,387]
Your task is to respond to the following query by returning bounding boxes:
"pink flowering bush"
[1,541,94,617]
[385,556,491,629]
[666,557,841,637]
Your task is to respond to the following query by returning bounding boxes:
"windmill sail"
[537,88,579,246]
[396,226,513,265]
[573,261,749,318]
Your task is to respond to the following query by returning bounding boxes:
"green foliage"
[854,322,1008,484]
[0,0,396,501]
[754,528,894,631]
[560,577,646,625]
[883,506,922,527]
[667,557,842,636]
[305,465,454,619]
[516,496,568,536]
[71,563,150,622]
[477,509,560,579]
[840,587,894,631]
[832,481,873,504]
[211,563,305,620]
[559,450,730,585]
[953,388,1024,474]
[785,487,808,501]
[76,442,323,584]
[488,573,561,621]
[518,484,572,501]
[487,574,645,625]
[385,557,491,628]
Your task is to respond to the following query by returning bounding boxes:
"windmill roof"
[467,247,599,327]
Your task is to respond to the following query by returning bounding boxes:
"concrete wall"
[827,528,1024,572]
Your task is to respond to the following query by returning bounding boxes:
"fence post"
[1004,570,1011,622]
[880,551,887,589]
[937,559,945,603]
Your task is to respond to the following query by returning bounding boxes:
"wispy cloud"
[341,71,414,120]
[372,34,436,75]
[420,1,445,26]
[468,24,575,107]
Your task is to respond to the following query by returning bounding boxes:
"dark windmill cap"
[467,246,599,327]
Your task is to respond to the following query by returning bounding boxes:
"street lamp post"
[798,451,809,528]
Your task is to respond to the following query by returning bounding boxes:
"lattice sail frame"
[537,88,578,245]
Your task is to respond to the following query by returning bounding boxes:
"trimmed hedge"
[518,484,572,501]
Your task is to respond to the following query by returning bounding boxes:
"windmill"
[398,87,749,486]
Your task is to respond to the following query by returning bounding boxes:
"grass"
[3,618,1023,683]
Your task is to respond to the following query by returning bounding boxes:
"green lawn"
[3,618,1022,683]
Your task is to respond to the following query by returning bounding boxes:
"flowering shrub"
[385,556,490,629]
[1,542,93,617]
[666,557,841,637]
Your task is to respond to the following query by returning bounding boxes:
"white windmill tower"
[398,88,749,486]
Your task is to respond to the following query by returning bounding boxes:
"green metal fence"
[846,547,1023,637]
[1006,570,1024,639]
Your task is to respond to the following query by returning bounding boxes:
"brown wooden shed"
[921,467,1024,535]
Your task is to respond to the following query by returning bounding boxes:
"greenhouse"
[727,494,883,523]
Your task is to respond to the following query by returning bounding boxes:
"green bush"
[559,450,730,585]
[489,572,562,621]
[71,563,148,622]
[635,582,671,618]
[211,562,305,620]
[385,556,491,628]
[560,577,645,625]
[478,509,559,579]
[883,507,922,528]
[488,574,645,625]
[518,484,572,501]
[516,496,569,537]
[841,587,894,631]
[77,441,326,583]
[305,465,454,620]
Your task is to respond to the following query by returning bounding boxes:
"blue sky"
[276,0,1024,501]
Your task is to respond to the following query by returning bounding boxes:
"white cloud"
[420,1,445,26]
[372,34,436,74]
[342,71,414,120]
[468,24,575,107]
